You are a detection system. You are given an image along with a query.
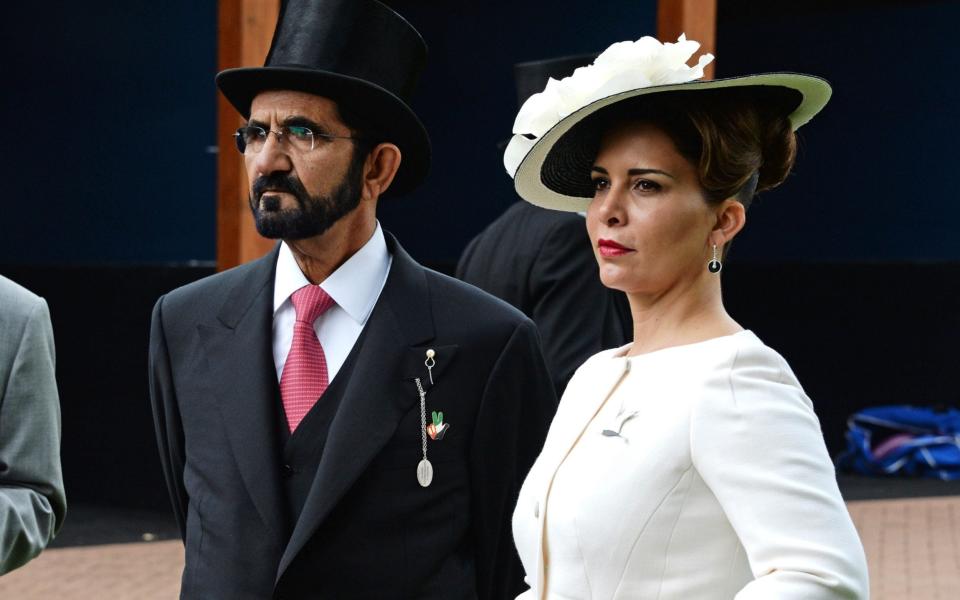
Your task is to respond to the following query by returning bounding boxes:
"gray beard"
[249,154,364,240]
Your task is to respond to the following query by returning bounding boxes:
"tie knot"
[290,285,335,324]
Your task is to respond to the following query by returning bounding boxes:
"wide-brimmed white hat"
[504,35,832,212]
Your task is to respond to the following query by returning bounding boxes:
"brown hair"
[598,87,799,210]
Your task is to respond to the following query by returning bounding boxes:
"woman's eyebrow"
[591,166,675,180]
[628,168,675,180]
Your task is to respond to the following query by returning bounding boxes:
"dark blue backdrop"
[2,1,958,264]
[1,1,219,264]
[716,0,960,262]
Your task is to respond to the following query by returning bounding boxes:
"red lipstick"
[598,239,635,257]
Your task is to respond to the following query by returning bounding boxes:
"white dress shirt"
[272,222,392,383]
[513,330,869,600]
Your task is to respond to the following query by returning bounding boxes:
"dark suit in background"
[458,203,630,395]
[456,54,631,395]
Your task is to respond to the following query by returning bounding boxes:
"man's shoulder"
[0,275,45,323]
[458,202,586,281]
[423,267,529,330]
[483,201,584,239]
[158,255,273,318]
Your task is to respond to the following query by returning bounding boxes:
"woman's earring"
[707,244,722,274]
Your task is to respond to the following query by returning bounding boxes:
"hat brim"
[514,73,831,212]
[216,66,431,196]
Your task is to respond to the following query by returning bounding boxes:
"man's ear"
[361,143,402,201]
[711,198,747,246]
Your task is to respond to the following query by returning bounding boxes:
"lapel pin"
[414,377,433,487]
[601,410,638,441]
[425,348,436,385]
[427,411,450,441]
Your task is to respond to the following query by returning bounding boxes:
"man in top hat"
[457,55,632,396]
[148,1,557,598]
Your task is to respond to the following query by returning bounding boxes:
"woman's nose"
[595,188,625,227]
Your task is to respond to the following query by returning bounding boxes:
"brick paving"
[848,496,960,600]
[0,540,182,599]
[1,497,958,599]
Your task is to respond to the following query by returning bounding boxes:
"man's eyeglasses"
[233,125,358,154]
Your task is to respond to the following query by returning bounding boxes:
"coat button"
[534,501,540,518]
[281,464,294,478]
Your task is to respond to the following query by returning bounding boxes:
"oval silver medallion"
[417,459,434,487]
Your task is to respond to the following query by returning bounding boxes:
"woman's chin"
[598,271,637,293]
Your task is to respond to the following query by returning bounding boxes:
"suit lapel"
[277,234,436,578]
[198,246,287,543]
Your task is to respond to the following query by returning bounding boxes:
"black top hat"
[216,0,430,195]
[513,53,598,108]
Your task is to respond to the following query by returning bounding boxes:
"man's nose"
[249,132,293,177]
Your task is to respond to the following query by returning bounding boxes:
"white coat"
[512,331,869,599]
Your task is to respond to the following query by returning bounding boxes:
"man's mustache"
[252,173,309,202]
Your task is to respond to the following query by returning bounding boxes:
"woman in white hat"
[507,36,869,599]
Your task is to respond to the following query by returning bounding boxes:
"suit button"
[534,501,540,518]
[281,464,294,478]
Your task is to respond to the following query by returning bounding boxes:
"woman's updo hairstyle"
[550,86,801,210]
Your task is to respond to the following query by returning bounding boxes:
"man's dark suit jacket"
[149,233,557,600]
[457,202,632,395]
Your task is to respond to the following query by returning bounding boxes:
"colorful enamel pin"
[427,411,449,441]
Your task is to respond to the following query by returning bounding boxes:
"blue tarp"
[836,405,960,481]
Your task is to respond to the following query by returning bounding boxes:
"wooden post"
[657,0,717,80]
[217,0,280,271]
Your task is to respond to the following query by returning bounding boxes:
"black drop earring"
[708,243,722,274]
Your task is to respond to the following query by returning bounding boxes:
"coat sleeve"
[528,217,618,395]
[0,298,66,575]
[690,346,869,599]
[148,295,188,540]
[469,319,558,600]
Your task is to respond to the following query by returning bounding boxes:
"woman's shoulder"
[725,331,803,387]
[568,344,631,377]
[708,331,813,416]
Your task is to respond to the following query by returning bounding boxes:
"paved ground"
[849,496,960,600]
[1,495,958,598]
[0,540,183,599]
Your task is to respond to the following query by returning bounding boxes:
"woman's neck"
[624,275,741,357]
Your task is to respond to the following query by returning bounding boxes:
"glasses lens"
[285,126,314,153]
[235,126,266,154]
[234,129,247,153]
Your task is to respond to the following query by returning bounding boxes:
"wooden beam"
[657,0,717,80]
[217,0,281,271]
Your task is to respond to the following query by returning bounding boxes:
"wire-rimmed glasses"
[233,125,358,154]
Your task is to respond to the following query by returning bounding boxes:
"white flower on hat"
[504,34,714,177]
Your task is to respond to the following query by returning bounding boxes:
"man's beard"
[248,151,365,240]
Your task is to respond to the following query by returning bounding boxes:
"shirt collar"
[273,222,391,324]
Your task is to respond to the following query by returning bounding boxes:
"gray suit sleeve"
[0,297,66,575]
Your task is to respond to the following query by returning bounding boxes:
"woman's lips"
[598,238,635,257]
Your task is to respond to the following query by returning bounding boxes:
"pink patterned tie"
[280,285,336,432]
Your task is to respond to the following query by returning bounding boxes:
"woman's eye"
[592,178,609,191]
[634,179,661,192]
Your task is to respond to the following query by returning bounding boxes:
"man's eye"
[592,178,609,191]
[243,127,266,142]
[287,126,313,140]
